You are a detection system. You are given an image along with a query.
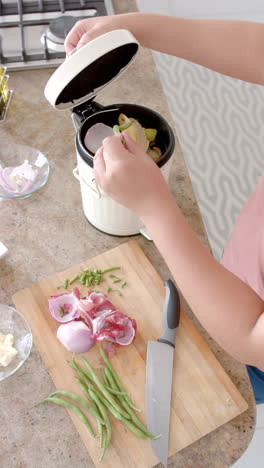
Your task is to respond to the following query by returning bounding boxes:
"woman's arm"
[128,14,264,85]
[65,12,264,85]
[141,191,264,369]
[94,133,264,369]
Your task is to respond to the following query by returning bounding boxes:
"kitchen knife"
[146,279,181,466]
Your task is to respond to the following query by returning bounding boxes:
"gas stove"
[0,0,113,70]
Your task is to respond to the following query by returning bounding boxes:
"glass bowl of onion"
[0,143,50,199]
[0,305,33,382]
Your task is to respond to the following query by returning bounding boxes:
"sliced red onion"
[79,292,114,325]
[79,291,106,313]
[57,321,95,353]
[93,310,136,346]
[72,287,81,300]
[48,294,81,323]
[92,308,115,335]
[49,289,137,353]
[88,291,108,306]
[0,168,14,191]
[115,321,136,345]
[0,160,37,194]
[84,123,113,154]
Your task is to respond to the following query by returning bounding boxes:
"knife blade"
[146,279,181,466]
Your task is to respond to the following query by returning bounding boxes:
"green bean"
[70,363,99,403]
[104,367,124,399]
[103,368,110,387]
[121,419,150,438]
[76,377,93,399]
[103,384,128,396]
[104,367,159,439]
[121,393,159,439]
[125,399,141,412]
[69,359,93,383]
[89,386,151,439]
[121,281,127,288]
[99,344,126,391]
[80,357,131,420]
[64,278,69,289]
[113,124,120,134]
[41,397,96,438]
[113,279,121,284]
[75,363,158,440]
[48,390,105,425]
[99,344,141,412]
[73,360,131,421]
[74,376,105,447]
[76,377,107,412]
[90,387,122,419]
[88,388,112,461]
[100,345,141,412]
[98,420,104,448]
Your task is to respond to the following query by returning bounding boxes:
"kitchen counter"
[0,1,255,467]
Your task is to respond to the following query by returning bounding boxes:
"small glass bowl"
[0,305,33,381]
[0,143,50,199]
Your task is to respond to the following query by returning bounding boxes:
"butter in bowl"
[0,305,33,382]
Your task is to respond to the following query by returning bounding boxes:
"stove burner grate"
[42,15,80,52]
[0,0,110,69]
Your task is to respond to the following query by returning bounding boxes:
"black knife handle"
[157,280,180,348]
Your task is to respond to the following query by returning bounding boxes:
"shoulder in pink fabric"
[221,175,264,299]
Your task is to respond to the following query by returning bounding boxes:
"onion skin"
[84,123,113,154]
[57,321,95,353]
[50,289,137,354]
[48,294,81,323]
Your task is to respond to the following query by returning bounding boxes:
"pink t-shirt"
[221,174,264,299]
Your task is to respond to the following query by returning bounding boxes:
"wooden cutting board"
[12,240,247,467]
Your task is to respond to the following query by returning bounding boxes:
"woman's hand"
[93,131,172,218]
[64,14,139,55]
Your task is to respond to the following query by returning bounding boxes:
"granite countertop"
[0,2,255,467]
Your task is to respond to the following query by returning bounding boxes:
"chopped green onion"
[59,307,69,317]
[114,290,122,296]
[69,274,80,285]
[102,267,120,274]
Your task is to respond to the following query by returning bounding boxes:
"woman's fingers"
[64,20,92,54]
[93,147,106,183]
[122,131,150,160]
[102,134,128,162]
[76,32,94,50]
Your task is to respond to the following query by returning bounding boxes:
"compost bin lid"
[44,29,139,110]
